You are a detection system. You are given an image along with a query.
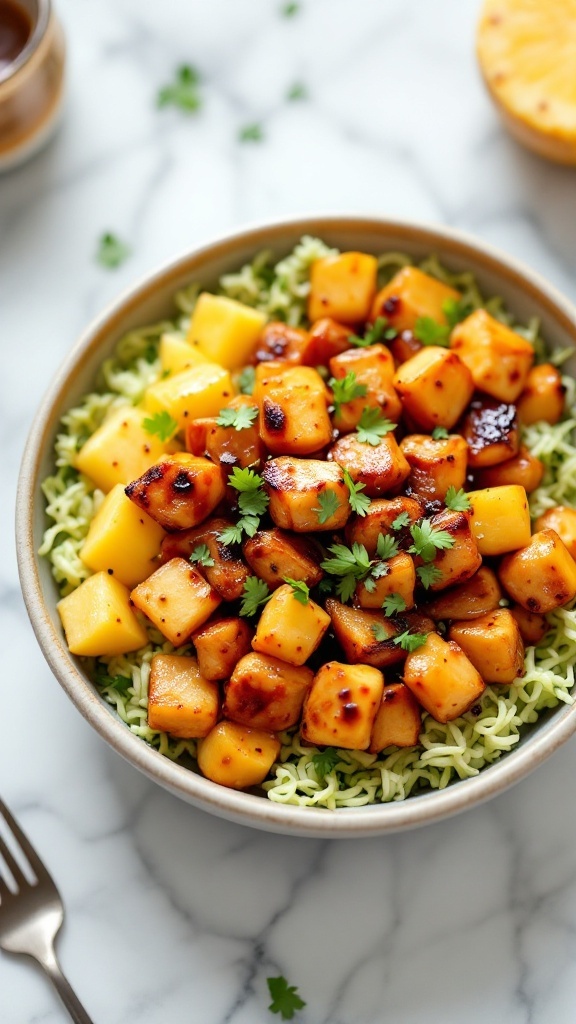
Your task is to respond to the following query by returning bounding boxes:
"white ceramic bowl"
[16,216,576,838]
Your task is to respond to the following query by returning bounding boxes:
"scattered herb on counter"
[96,232,131,269]
[239,123,264,142]
[142,410,179,441]
[287,82,307,101]
[267,976,306,1020]
[157,64,202,113]
[280,1,300,16]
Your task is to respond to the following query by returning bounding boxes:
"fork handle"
[38,945,95,1024]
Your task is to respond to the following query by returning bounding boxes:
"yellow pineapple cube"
[449,609,525,685]
[186,293,267,370]
[57,572,148,657]
[224,652,313,731]
[308,251,378,324]
[144,362,234,430]
[535,506,576,559]
[517,363,565,426]
[148,654,219,738]
[499,529,576,614]
[80,484,165,588]
[130,557,221,645]
[301,661,384,749]
[369,684,422,752]
[403,632,485,723]
[393,347,474,430]
[252,583,330,666]
[159,332,211,376]
[466,485,531,556]
[370,266,460,332]
[450,309,534,403]
[75,405,171,493]
[197,721,280,789]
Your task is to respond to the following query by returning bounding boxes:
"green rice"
[40,237,576,806]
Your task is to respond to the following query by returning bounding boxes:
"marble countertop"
[2,1,576,1021]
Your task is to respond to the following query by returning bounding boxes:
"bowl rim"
[16,214,576,838]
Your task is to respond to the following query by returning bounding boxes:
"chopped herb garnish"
[391,511,411,531]
[281,1,300,15]
[284,578,310,605]
[267,976,306,1020]
[416,564,443,589]
[444,486,472,512]
[218,466,269,544]
[355,408,396,446]
[94,664,132,694]
[240,577,271,617]
[157,65,202,113]
[189,544,214,567]
[382,592,407,616]
[348,316,394,348]
[376,533,400,560]
[371,622,389,642]
[312,490,340,525]
[393,630,428,652]
[239,123,264,142]
[311,747,340,778]
[320,541,372,602]
[142,410,179,441]
[216,405,258,431]
[432,426,449,440]
[413,317,450,346]
[287,82,307,101]
[238,365,256,395]
[96,232,131,269]
[328,371,367,416]
[442,296,473,329]
[343,468,371,516]
[409,519,455,562]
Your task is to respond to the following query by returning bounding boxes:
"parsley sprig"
[355,408,396,446]
[320,533,398,602]
[312,490,341,525]
[219,467,269,545]
[312,747,340,778]
[432,426,449,440]
[444,486,472,512]
[267,976,306,1020]
[142,410,179,441]
[96,232,131,269]
[409,519,455,563]
[413,317,450,346]
[189,544,214,567]
[94,664,132,694]
[348,317,396,348]
[216,405,258,431]
[382,592,407,616]
[240,577,271,617]
[391,511,411,530]
[284,578,310,605]
[342,468,370,516]
[393,629,428,652]
[238,366,256,395]
[443,296,473,328]
[328,371,367,416]
[157,65,202,113]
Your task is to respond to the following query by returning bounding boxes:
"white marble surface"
[2,0,576,1021]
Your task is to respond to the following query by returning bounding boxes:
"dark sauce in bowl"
[0,0,32,72]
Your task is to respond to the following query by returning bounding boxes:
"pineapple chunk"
[328,433,410,498]
[303,317,354,366]
[57,572,148,656]
[403,632,485,723]
[308,251,378,324]
[223,652,313,731]
[144,362,234,431]
[449,609,525,684]
[369,684,422,752]
[517,363,565,425]
[263,457,351,532]
[252,583,330,666]
[400,433,468,501]
[328,343,401,433]
[192,617,254,681]
[461,396,519,468]
[243,529,323,590]
[197,721,280,790]
[346,496,423,555]
[301,662,384,750]
[466,484,531,556]
[393,347,474,430]
[255,322,310,364]
[326,598,435,669]
[354,552,416,610]
[510,605,549,646]
[450,309,534,402]
[535,506,576,559]
[160,518,250,601]
[473,446,544,493]
[80,484,165,588]
[160,332,211,376]
[186,292,267,370]
[422,566,503,621]
[498,529,576,614]
[75,405,171,494]
[148,654,219,737]
[415,508,482,592]
[258,365,332,455]
[130,558,221,645]
[370,266,460,332]
[125,453,226,531]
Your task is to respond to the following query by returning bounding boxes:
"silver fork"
[0,797,94,1023]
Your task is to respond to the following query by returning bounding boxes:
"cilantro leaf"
[239,123,263,142]
[432,426,449,440]
[371,561,390,580]
[94,663,132,694]
[228,466,264,493]
[376,534,400,560]
[355,408,396,446]
[238,365,256,395]
[312,747,340,778]
[371,622,389,642]
[189,544,214,567]
[328,371,367,416]
[442,296,473,329]
[348,317,394,348]
[96,232,131,269]
[284,578,310,605]
[281,1,300,15]
[287,82,307,101]
[393,629,429,652]
[312,490,340,525]
[216,405,258,431]
[218,522,244,546]
[343,469,371,517]
[336,575,358,602]
[267,976,306,1020]
[391,511,411,532]
[444,486,472,512]
[157,65,202,113]
[219,469,269,544]
[382,592,407,616]
[142,410,179,441]
[409,519,455,562]
[239,577,271,617]
[416,564,443,589]
[321,542,372,578]
[413,317,450,346]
